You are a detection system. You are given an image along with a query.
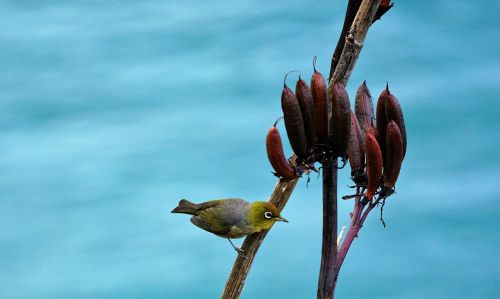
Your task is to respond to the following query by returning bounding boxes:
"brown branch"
[221,175,299,299]
[329,0,392,80]
[329,0,362,81]
[330,0,382,87]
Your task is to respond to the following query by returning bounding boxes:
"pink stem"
[336,219,361,272]
[335,191,380,276]
[336,188,363,273]
[359,202,374,225]
[349,187,362,227]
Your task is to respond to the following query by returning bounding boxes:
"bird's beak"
[276,216,289,223]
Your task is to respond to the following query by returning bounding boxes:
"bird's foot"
[235,247,248,259]
[228,238,247,259]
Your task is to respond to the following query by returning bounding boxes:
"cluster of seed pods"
[265,58,406,201]
[265,58,352,181]
[352,82,407,201]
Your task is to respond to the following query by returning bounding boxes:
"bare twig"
[329,0,362,81]
[330,0,382,87]
[328,0,394,80]
[331,0,392,79]
[221,176,298,299]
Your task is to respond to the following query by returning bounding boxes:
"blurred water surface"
[1,1,499,298]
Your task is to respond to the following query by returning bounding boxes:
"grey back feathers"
[172,198,253,238]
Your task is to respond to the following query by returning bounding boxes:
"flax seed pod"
[295,76,315,153]
[330,81,351,157]
[266,121,297,181]
[384,121,403,188]
[355,81,375,147]
[347,111,365,183]
[365,132,383,200]
[281,75,308,159]
[368,126,380,144]
[384,85,407,158]
[311,57,328,146]
[376,85,389,159]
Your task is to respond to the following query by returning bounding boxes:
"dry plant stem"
[329,0,392,79]
[331,0,382,87]
[329,0,362,80]
[221,174,299,299]
[317,158,338,299]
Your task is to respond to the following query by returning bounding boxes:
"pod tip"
[284,70,300,88]
[273,116,283,127]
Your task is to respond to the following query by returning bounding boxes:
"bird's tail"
[171,199,200,215]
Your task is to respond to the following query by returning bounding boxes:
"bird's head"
[248,201,288,231]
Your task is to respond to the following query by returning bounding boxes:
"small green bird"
[171,198,288,256]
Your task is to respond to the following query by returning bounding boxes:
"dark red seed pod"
[330,81,351,156]
[266,122,298,181]
[368,126,380,144]
[295,77,315,150]
[376,86,389,159]
[384,121,403,188]
[311,57,328,146]
[347,111,365,182]
[355,81,374,147]
[365,132,383,200]
[373,0,394,23]
[282,80,308,158]
[384,85,407,158]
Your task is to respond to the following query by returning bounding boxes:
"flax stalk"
[320,1,382,298]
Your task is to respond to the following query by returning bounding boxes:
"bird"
[171,198,288,257]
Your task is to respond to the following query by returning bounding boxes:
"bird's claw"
[228,238,248,259]
[236,248,248,259]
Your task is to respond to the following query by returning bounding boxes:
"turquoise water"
[1,1,499,298]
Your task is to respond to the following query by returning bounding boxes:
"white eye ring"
[264,211,273,219]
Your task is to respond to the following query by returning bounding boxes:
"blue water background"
[1,1,499,298]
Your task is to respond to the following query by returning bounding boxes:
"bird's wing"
[190,215,230,236]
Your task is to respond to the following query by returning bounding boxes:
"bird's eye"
[264,211,273,219]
